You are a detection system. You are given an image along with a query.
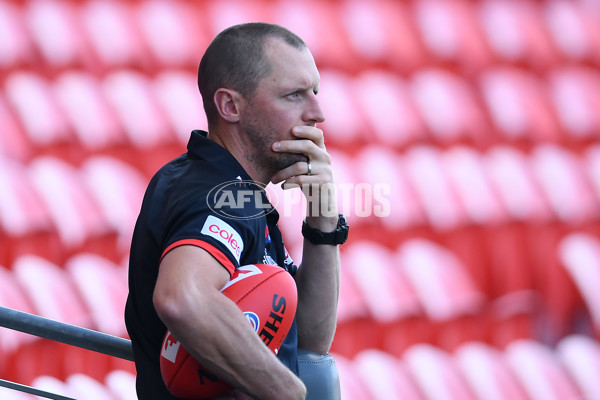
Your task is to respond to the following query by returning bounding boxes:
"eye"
[287,91,300,99]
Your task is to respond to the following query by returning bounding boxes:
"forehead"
[262,38,320,89]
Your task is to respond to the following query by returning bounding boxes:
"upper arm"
[153,245,232,324]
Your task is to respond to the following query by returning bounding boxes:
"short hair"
[198,22,306,126]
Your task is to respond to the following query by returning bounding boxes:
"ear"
[214,88,243,123]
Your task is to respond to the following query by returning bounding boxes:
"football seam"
[232,270,284,305]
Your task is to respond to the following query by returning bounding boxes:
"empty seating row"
[0,0,597,75]
[335,335,600,400]
[0,253,131,384]
[332,232,600,357]
[2,141,599,268]
[2,66,599,165]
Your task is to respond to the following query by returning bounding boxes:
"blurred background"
[1,0,600,399]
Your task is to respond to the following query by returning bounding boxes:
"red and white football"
[160,264,298,399]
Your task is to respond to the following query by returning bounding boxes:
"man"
[125,23,348,399]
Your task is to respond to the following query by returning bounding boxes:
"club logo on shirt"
[201,215,244,262]
[207,180,279,220]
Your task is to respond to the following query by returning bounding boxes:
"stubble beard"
[243,122,306,183]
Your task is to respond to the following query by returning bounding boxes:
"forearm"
[295,231,341,354]
[158,288,306,400]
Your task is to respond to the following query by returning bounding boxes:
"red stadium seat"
[403,145,468,232]
[272,1,357,72]
[0,94,31,162]
[414,0,493,72]
[343,241,422,356]
[548,67,600,145]
[585,145,600,210]
[396,239,486,349]
[135,0,210,69]
[353,70,428,149]
[27,156,116,259]
[53,71,125,156]
[0,1,36,70]
[403,343,477,400]
[31,376,73,399]
[23,0,95,71]
[558,233,600,336]
[205,0,274,40]
[0,157,61,266]
[557,334,600,399]
[340,1,427,73]
[332,354,375,400]
[353,349,425,400]
[80,1,151,71]
[105,370,137,400]
[505,339,582,400]
[67,374,117,400]
[454,341,529,400]
[65,253,128,337]
[354,145,426,237]
[544,1,600,65]
[479,68,562,146]
[152,70,208,146]
[317,70,367,150]
[3,72,75,160]
[478,0,561,70]
[79,155,147,259]
[102,70,179,176]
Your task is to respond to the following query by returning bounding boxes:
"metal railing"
[0,306,134,399]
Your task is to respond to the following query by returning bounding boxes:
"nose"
[303,93,325,125]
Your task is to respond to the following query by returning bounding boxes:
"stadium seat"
[152,70,208,146]
[3,72,75,160]
[544,1,600,65]
[135,0,209,69]
[53,71,125,156]
[454,341,529,400]
[409,68,491,148]
[66,373,117,400]
[105,370,137,400]
[332,353,375,400]
[585,145,600,211]
[0,1,36,70]
[353,349,425,400]
[317,69,366,150]
[27,156,116,260]
[101,70,179,176]
[557,334,600,399]
[354,145,426,236]
[504,339,582,400]
[79,155,147,258]
[414,0,493,72]
[558,233,600,336]
[272,1,357,72]
[441,146,509,295]
[353,70,428,149]
[340,1,427,73]
[548,67,600,145]
[80,0,151,71]
[478,0,560,70]
[343,241,422,356]
[0,386,36,400]
[396,239,486,350]
[0,157,61,266]
[31,376,73,399]
[478,68,562,146]
[23,0,95,71]
[403,145,468,232]
[403,343,477,400]
[65,253,128,337]
[0,94,31,162]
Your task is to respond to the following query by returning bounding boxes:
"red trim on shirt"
[161,239,236,276]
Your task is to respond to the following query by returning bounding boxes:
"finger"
[292,126,325,147]
[270,161,314,185]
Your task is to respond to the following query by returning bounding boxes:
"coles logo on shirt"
[201,215,244,262]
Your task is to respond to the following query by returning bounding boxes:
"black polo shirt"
[125,130,298,399]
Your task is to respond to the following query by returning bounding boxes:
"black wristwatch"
[302,214,349,246]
